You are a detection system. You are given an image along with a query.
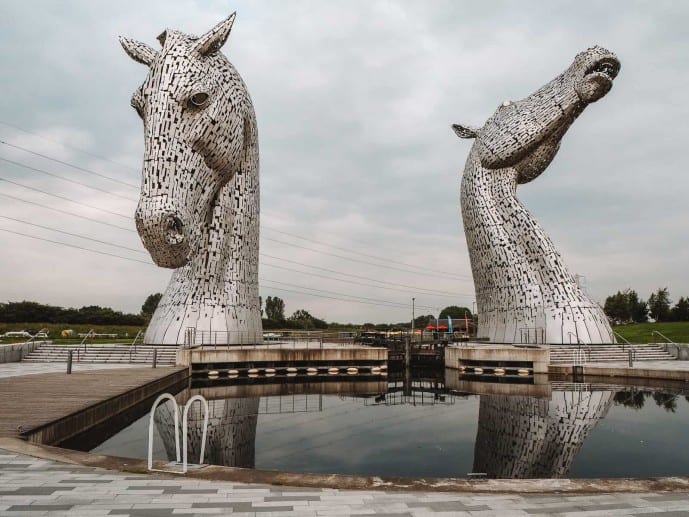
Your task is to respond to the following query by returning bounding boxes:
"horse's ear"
[192,12,236,56]
[119,36,158,66]
[452,124,480,139]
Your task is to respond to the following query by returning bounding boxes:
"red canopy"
[424,324,436,330]
[437,324,448,330]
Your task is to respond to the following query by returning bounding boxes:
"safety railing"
[183,328,358,349]
[129,329,144,362]
[519,327,545,344]
[23,328,49,346]
[567,332,591,364]
[651,330,676,352]
[613,331,632,351]
[148,393,209,474]
[76,329,95,362]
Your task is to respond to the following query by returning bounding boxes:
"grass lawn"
[612,321,689,344]
[0,322,144,345]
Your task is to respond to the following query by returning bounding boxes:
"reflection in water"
[155,397,260,468]
[127,373,688,478]
[473,390,614,478]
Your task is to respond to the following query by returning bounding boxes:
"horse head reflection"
[473,389,614,478]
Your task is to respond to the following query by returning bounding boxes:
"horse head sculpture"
[121,13,262,345]
[453,47,620,344]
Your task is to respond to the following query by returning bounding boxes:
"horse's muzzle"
[135,206,191,269]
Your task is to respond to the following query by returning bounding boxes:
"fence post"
[67,350,73,374]
[628,349,633,367]
[152,349,157,369]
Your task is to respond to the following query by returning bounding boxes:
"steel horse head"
[121,13,261,345]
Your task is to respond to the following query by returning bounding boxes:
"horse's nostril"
[165,215,185,245]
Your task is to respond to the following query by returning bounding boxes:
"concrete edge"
[2,437,689,494]
[23,367,188,445]
[549,364,689,382]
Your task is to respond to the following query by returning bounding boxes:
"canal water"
[85,371,689,479]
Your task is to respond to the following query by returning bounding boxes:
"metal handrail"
[651,330,676,352]
[23,328,49,347]
[613,331,631,351]
[147,393,209,474]
[567,332,591,363]
[651,330,675,344]
[77,329,95,362]
[129,329,144,362]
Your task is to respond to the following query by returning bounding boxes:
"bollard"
[628,349,633,367]
[152,349,157,369]
[67,350,73,374]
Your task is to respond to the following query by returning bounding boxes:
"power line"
[0,214,438,309]
[259,262,468,299]
[261,253,464,297]
[0,226,437,312]
[260,283,410,310]
[0,227,152,265]
[0,176,132,220]
[0,156,137,201]
[262,278,438,310]
[1,138,468,282]
[0,120,140,174]
[0,196,468,299]
[0,214,145,254]
[263,236,470,281]
[0,192,136,233]
[263,226,470,279]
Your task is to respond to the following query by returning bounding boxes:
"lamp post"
[472,300,477,338]
[411,297,415,342]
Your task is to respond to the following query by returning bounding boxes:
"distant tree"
[264,296,285,321]
[288,309,327,330]
[604,289,647,323]
[648,288,672,322]
[439,306,473,320]
[141,293,162,322]
[671,297,689,322]
[414,314,433,329]
[631,298,649,323]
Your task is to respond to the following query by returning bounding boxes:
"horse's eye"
[189,92,210,108]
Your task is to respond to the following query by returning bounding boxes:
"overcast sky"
[0,1,687,323]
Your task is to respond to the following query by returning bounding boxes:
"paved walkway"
[0,362,150,379]
[2,449,689,516]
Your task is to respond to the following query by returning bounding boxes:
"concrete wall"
[177,346,387,367]
[656,342,689,360]
[445,344,550,374]
[0,341,43,363]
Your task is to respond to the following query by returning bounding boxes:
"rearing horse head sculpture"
[452,46,620,344]
[121,13,261,345]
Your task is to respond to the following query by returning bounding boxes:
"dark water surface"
[88,373,689,479]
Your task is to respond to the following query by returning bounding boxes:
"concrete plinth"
[445,344,549,373]
[177,345,387,370]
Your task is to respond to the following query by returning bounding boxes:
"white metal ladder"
[147,393,209,474]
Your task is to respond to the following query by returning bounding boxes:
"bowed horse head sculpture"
[121,13,262,345]
[453,46,620,344]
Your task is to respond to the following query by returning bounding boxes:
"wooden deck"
[0,366,187,442]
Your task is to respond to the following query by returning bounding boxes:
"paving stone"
[7,505,74,511]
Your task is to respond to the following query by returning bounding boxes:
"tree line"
[604,288,689,324]
[0,300,147,326]
[1,296,476,331]
[262,296,328,330]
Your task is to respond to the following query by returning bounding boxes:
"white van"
[3,331,32,338]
